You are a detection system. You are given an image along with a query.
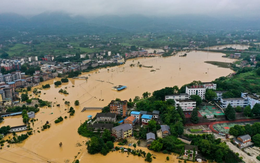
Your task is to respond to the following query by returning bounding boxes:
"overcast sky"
[1,0,260,17]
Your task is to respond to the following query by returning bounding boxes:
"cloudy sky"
[1,0,260,17]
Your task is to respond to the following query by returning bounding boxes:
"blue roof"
[87,115,92,118]
[119,120,124,123]
[141,114,152,120]
[7,82,15,85]
[131,111,140,115]
[117,86,127,91]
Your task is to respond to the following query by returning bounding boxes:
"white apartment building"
[202,82,217,90]
[165,93,189,101]
[241,93,260,109]
[175,99,196,111]
[220,98,248,108]
[186,86,206,99]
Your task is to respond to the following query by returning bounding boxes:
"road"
[226,142,260,163]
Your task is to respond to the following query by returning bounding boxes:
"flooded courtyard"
[0,50,235,163]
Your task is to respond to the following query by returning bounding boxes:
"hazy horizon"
[1,0,260,18]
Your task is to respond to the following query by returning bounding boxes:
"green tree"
[235,106,242,113]
[229,127,239,137]
[133,143,136,149]
[145,152,152,162]
[40,77,44,82]
[74,100,80,106]
[191,108,199,124]
[177,106,186,124]
[148,120,157,132]
[1,67,6,74]
[174,121,184,136]
[106,141,114,149]
[205,89,217,101]
[252,103,260,116]
[252,134,260,147]
[102,106,110,113]
[150,139,163,152]
[244,105,251,117]
[27,86,31,91]
[102,129,115,143]
[87,137,104,154]
[225,104,236,120]
[142,92,150,99]
[21,93,29,102]
[1,52,9,58]
[190,95,202,106]
[54,81,62,86]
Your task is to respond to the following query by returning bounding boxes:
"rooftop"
[10,125,27,129]
[131,111,140,115]
[152,110,160,115]
[91,123,113,130]
[146,132,156,140]
[187,85,205,89]
[185,144,198,151]
[222,98,245,101]
[113,124,132,132]
[96,113,117,118]
[124,116,136,122]
[165,93,189,97]
[161,125,170,133]
[238,134,251,142]
[141,114,152,120]
[110,100,127,105]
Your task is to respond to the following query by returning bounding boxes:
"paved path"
[226,142,259,163]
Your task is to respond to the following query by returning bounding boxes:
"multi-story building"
[141,114,152,125]
[109,100,127,116]
[165,93,189,101]
[202,82,217,90]
[124,116,137,125]
[152,110,160,119]
[186,85,206,99]
[215,91,227,100]
[241,93,260,109]
[220,98,248,108]
[130,111,141,121]
[233,134,253,148]
[112,124,133,139]
[161,125,171,137]
[175,99,196,111]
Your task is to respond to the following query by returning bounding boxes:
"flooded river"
[206,44,249,50]
[0,51,235,163]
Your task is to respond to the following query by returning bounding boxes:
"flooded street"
[0,51,235,163]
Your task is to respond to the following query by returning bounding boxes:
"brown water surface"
[0,51,235,163]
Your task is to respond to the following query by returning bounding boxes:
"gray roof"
[112,124,132,132]
[152,110,160,115]
[161,125,170,133]
[91,123,113,130]
[238,134,251,141]
[165,93,188,97]
[185,144,198,151]
[140,111,147,115]
[96,113,116,118]
[222,98,245,101]
[146,132,155,140]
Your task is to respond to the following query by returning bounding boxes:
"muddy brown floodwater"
[206,44,249,50]
[0,51,235,163]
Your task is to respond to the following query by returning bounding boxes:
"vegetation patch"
[205,61,231,68]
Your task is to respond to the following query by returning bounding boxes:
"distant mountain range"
[0,12,259,36]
